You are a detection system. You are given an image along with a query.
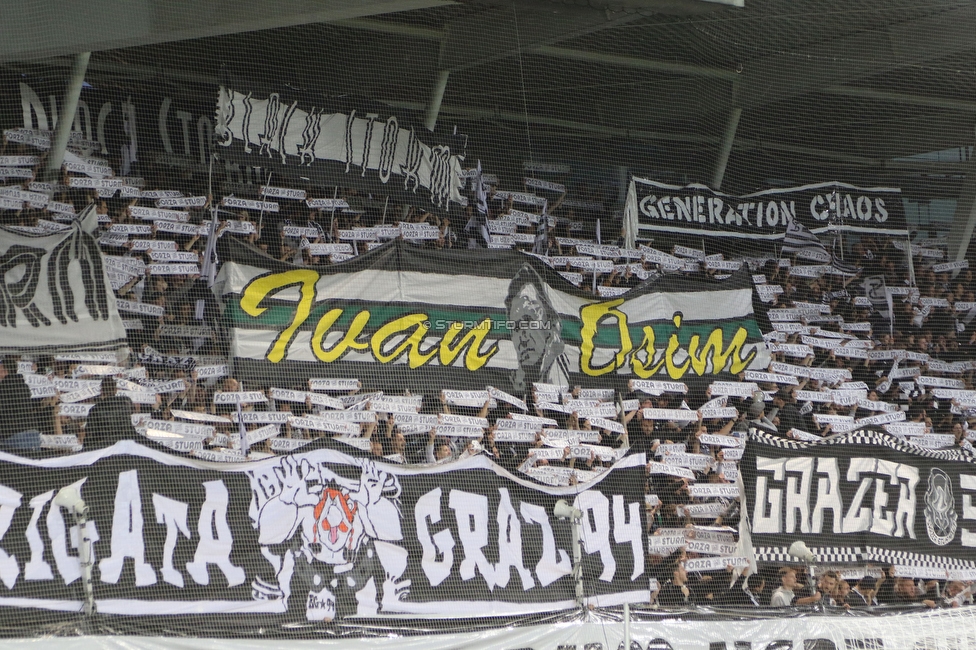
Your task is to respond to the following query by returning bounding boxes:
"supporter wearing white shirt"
[770,567,821,607]
[943,581,973,608]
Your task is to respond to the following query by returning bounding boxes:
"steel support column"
[711,106,742,190]
[45,52,90,182]
[424,69,450,132]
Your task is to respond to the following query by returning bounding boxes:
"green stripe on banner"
[223,300,763,346]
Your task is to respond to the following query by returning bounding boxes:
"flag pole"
[777,227,783,269]
[593,232,601,294]
[906,231,917,287]
[201,155,220,287]
[533,198,549,256]
[833,190,845,261]
[330,187,339,241]
[257,170,272,234]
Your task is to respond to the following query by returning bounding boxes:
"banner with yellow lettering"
[216,238,769,393]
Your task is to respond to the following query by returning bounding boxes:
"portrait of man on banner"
[505,264,571,394]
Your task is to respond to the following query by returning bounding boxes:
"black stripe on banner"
[230,356,741,396]
[218,237,756,296]
[0,338,128,354]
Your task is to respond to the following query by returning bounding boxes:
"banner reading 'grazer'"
[742,430,976,574]
[624,179,909,241]
[0,205,126,355]
[216,238,769,393]
[214,87,467,213]
[0,440,646,629]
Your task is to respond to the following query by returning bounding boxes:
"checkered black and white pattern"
[748,429,976,464]
[755,546,863,564]
[864,546,976,570]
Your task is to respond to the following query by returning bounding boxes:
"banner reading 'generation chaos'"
[624,179,909,241]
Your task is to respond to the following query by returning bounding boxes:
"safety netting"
[0,0,974,646]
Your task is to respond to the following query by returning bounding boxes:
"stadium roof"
[5,0,976,200]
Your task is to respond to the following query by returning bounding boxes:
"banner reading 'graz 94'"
[0,441,647,626]
[216,238,769,393]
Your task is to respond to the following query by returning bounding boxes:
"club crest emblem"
[923,468,957,546]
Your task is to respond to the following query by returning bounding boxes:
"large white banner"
[7,609,975,649]
[0,205,126,353]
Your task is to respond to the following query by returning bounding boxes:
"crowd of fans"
[0,145,973,610]
[651,563,975,609]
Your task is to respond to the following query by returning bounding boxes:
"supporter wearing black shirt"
[771,388,801,433]
[657,562,694,608]
[882,576,937,608]
[82,377,140,449]
[848,576,879,607]
[623,396,656,456]
[0,356,37,447]
[721,573,764,607]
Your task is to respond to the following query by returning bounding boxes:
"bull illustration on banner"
[247,455,407,620]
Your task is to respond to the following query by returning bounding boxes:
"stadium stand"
[0,1,975,647]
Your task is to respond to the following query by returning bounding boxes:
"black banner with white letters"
[2,75,217,177]
[5,76,466,214]
[214,87,468,214]
[742,430,976,571]
[0,441,646,631]
[625,179,909,241]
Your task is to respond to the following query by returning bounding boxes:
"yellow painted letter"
[371,314,437,367]
[240,270,319,363]
[439,320,498,370]
[579,299,632,376]
[689,326,756,375]
[631,326,665,378]
[311,309,371,362]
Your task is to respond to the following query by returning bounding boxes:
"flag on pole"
[829,249,860,275]
[201,204,220,286]
[782,219,829,259]
[465,160,491,248]
[827,231,861,274]
[783,219,860,274]
[863,275,893,335]
[622,179,638,249]
[236,401,249,454]
[533,199,550,255]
